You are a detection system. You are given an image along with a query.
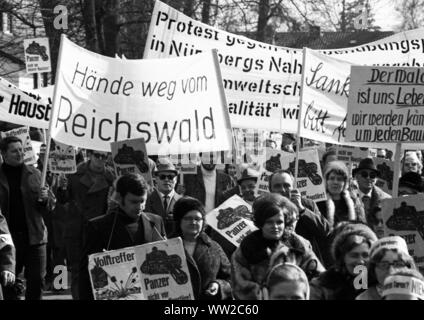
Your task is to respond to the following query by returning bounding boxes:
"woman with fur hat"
[231,193,325,300]
[317,161,366,228]
[310,222,377,300]
[356,236,417,300]
[171,196,232,300]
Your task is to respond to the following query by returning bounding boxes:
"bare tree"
[396,0,424,30]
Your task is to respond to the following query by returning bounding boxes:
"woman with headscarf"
[231,193,325,300]
[171,196,232,300]
[310,222,377,300]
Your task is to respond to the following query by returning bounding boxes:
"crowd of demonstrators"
[3,131,424,301]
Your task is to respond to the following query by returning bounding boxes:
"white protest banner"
[0,77,51,129]
[374,157,394,195]
[88,247,144,300]
[381,195,424,274]
[347,66,424,143]
[301,50,424,148]
[135,238,194,300]
[49,35,232,155]
[1,126,36,165]
[111,138,152,185]
[23,37,52,74]
[205,195,255,248]
[145,1,424,134]
[48,139,76,174]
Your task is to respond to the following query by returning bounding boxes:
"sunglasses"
[360,171,377,179]
[93,153,108,160]
[158,174,176,180]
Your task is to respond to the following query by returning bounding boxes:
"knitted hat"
[382,269,424,300]
[332,223,377,269]
[370,236,409,260]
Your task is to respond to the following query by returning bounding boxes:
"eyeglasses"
[360,171,377,179]
[376,261,407,270]
[405,162,418,167]
[93,153,108,160]
[159,174,176,180]
[182,216,203,223]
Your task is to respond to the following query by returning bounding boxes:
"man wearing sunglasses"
[145,158,182,236]
[56,149,115,299]
[353,158,391,227]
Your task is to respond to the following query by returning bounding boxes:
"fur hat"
[332,223,377,270]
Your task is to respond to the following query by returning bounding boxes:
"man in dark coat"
[184,152,233,213]
[269,170,332,267]
[0,136,54,300]
[0,209,15,300]
[56,149,115,299]
[145,158,182,236]
[78,173,166,300]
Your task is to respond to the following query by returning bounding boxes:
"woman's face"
[404,157,420,173]
[372,210,385,239]
[227,165,237,177]
[262,211,285,240]
[375,251,407,285]
[326,172,346,196]
[180,210,203,239]
[343,242,370,276]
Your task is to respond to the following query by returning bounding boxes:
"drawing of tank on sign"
[265,154,282,172]
[113,143,149,173]
[25,41,49,61]
[90,265,141,300]
[288,159,322,185]
[377,162,393,190]
[140,247,188,285]
[386,201,424,240]
[216,205,252,230]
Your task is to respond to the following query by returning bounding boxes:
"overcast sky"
[373,0,401,31]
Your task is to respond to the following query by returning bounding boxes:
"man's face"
[2,142,24,166]
[355,169,377,193]
[120,192,147,219]
[89,151,108,170]
[270,173,293,197]
[240,179,256,202]
[156,171,177,195]
[404,156,419,173]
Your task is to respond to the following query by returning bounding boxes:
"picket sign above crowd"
[145,0,424,150]
[47,35,232,156]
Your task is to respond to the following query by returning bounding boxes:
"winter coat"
[183,232,232,300]
[0,164,53,245]
[295,197,332,268]
[309,267,365,300]
[0,210,15,300]
[231,230,325,300]
[184,166,233,208]
[56,161,115,240]
[316,191,366,228]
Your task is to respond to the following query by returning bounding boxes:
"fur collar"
[325,191,356,227]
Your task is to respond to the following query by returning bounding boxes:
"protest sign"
[88,247,144,300]
[111,138,152,185]
[347,66,424,143]
[381,195,424,274]
[0,77,51,129]
[169,153,198,174]
[374,157,394,195]
[23,37,52,74]
[135,238,194,300]
[48,139,76,174]
[49,35,232,155]
[205,195,256,247]
[145,1,424,135]
[1,126,36,165]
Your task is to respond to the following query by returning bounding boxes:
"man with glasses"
[57,149,115,299]
[145,158,182,236]
[353,158,391,228]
